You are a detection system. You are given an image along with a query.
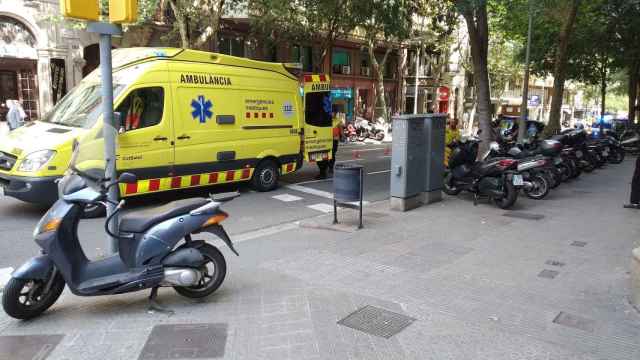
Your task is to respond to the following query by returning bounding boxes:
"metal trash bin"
[333,163,364,229]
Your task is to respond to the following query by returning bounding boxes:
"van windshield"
[40,83,125,129]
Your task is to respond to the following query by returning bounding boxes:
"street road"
[0,141,392,269]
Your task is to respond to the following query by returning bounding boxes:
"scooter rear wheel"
[494,180,518,209]
[174,244,227,299]
[2,272,65,320]
[443,171,462,195]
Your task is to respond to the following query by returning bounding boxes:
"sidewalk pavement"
[0,158,639,360]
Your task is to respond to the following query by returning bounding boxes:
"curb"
[631,248,640,311]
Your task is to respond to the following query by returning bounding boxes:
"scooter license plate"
[603,151,609,157]
[605,146,610,152]
[512,174,524,186]
[575,150,583,158]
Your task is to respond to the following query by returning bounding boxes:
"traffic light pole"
[88,22,122,254]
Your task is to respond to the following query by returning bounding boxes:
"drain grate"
[545,260,565,267]
[0,334,63,360]
[503,212,545,220]
[138,323,227,360]
[570,241,587,247]
[538,269,559,279]
[337,305,416,339]
[553,312,595,332]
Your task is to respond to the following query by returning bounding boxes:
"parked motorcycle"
[620,129,640,154]
[444,137,522,209]
[485,142,553,200]
[2,140,238,320]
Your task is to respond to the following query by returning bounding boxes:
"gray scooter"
[2,166,238,320]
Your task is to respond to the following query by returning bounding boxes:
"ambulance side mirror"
[114,112,125,133]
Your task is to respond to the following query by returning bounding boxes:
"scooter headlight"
[19,150,56,172]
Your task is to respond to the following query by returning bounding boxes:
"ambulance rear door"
[302,74,333,162]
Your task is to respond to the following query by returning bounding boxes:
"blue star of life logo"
[191,95,213,123]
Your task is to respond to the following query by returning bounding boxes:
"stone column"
[37,49,53,118]
[632,247,640,311]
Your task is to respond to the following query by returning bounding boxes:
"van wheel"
[252,159,279,192]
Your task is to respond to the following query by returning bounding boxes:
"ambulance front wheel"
[252,159,279,192]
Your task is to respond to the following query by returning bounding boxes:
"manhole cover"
[337,305,416,339]
[545,260,565,267]
[503,212,545,220]
[538,269,559,279]
[553,312,595,332]
[138,323,227,360]
[570,241,587,247]
[0,334,63,360]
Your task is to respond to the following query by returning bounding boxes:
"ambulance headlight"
[19,150,56,172]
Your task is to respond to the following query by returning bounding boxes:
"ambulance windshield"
[41,83,125,129]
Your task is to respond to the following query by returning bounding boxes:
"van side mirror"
[118,172,137,184]
[114,112,125,133]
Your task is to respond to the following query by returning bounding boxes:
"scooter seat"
[119,198,210,233]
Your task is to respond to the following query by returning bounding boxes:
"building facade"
[0,0,99,121]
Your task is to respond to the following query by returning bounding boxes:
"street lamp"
[518,0,533,144]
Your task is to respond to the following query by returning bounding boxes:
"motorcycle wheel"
[443,171,462,195]
[524,173,550,200]
[174,244,227,299]
[2,271,65,320]
[557,163,571,182]
[494,179,518,209]
[543,169,560,189]
[608,149,625,164]
[375,132,385,141]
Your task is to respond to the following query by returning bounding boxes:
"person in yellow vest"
[445,118,461,167]
[317,116,342,179]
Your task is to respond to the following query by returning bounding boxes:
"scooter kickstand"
[147,287,174,315]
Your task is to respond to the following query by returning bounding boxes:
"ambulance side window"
[305,92,332,127]
[116,87,164,131]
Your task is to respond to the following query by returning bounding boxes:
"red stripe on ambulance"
[171,177,181,188]
[208,172,218,184]
[125,182,138,195]
[149,179,160,191]
[241,169,251,179]
[190,175,201,186]
[225,171,234,182]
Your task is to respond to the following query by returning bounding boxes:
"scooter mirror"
[118,172,137,184]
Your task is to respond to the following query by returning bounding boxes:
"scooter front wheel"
[174,244,227,299]
[2,272,65,320]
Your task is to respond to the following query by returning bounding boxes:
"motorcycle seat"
[119,198,210,233]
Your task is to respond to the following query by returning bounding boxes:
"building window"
[291,45,313,72]
[332,48,351,75]
[219,35,245,57]
[360,51,370,77]
[376,53,396,79]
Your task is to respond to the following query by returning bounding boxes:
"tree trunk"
[544,0,580,137]
[368,40,391,123]
[169,0,190,48]
[629,61,639,124]
[460,3,492,154]
[195,0,225,51]
[398,48,408,115]
[600,63,607,118]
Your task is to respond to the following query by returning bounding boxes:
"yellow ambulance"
[0,48,333,214]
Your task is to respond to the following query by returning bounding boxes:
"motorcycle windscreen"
[303,90,333,162]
